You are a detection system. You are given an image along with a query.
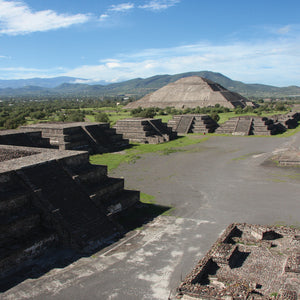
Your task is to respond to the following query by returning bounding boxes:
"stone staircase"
[168,114,219,134]
[215,118,239,134]
[216,116,283,135]
[251,117,276,135]
[0,148,140,278]
[176,116,194,134]
[233,117,252,135]
[114,118,177,144]
[0,172,58,279]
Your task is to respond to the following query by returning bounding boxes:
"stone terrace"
[177,223,300,299]
[113,118,177,144]
[168,114,219,134]
[20,122,129,153]
[0,145,139,281]
[216,116,290,136]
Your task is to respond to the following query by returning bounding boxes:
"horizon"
[1,71,300,89]
[0,0,300,87]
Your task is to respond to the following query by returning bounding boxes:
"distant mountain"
[0,71,299,98]
[0,76,96,89]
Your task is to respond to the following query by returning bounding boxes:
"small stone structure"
[215,116,291,136]
[20,122,129,153]
[272,112,300,129]
[0,145,139,279]
[272,148,300,166]
[0,129,51,148]
[177,223,300,299]
[168,114,219,134]
[113,118,177,144]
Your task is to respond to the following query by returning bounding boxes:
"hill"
[0,71,299,98]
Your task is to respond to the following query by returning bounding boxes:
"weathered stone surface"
[114,118,177,144]
[177,223,300,299]
[0,145,139,279]
[216,115,291,136]
[168,114,219,134]
[21,122,129,153]
[125,76,252,109]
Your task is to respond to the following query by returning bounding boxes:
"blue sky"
[0,0,299,86]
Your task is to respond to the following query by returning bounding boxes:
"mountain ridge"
[0,71,299,98]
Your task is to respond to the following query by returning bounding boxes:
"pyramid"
[125,76,251,109]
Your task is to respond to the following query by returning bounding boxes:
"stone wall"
[177,223,300,299]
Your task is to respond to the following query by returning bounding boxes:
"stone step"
[68,164,108,185]
[0,191,31,214]
[88,178,125,204]
[0,213,41,247]
[0,230,58,278]
[105,189,140,216]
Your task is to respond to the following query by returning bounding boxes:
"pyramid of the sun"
[125,76,251,109]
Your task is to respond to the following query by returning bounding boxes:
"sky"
[0,0,299,86]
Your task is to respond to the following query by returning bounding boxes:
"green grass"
[90,135,209,170]
[140,192,156,204]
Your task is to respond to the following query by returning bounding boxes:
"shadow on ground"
[0,201,171,293]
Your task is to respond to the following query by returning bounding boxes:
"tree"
[95,112,110,123]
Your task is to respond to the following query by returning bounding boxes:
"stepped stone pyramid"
[125,76,251,109]
[20,122,129,153]
[113,118,177,144]
[168,114,219,134]
[216,116,286,135]
[0,145,139,280]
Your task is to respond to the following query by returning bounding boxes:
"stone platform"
[20,122,129,153]
[168,114,219,134]
[216,116,291,136]
[0,145,139,280]
[177,223,300,299]
[113,118,177,144]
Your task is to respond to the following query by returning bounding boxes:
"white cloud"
[0,0,90,35]
[109,3,134,12]
[139,0,180,11]
[64,37,300,86]
[99,14,109,22]
[277,25,291,35]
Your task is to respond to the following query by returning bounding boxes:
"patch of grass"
[140,192,156,204]
[90,135,209,170]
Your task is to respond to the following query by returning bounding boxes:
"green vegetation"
[90,135,209,170]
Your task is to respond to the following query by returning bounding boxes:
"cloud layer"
[0,0,90,35]
[63,35,300,86]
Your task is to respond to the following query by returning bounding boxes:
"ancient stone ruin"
[20,122,129,153]
[125,76,253,109]
[0,144,139,281]
[113,118,177,144]
[177,223,300,299]
[216,116,289,136]
[168,114,219,134]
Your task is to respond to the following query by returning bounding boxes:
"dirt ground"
[2,133,300,300]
